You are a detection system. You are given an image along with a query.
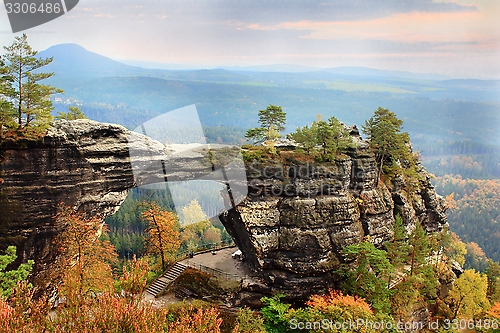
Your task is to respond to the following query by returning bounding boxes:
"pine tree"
[2,34,62,135]
[362,107,409,183]
[56,105,87,120]
[0,58,16,137]
[338,242,394,313]
[287,124,316,153]
[384,215,409,283]
[408,222,430,276]
[315,120,335,158]
[245,104,286,143]
[288,115,352,160]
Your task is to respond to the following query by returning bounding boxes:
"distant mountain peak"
[37,43,142,82]
[44,43,88,51]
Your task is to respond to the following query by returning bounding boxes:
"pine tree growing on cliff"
[288,115,353,160]
[245,104,286,144]
[362,107,409,184]
[2,34,62,136]
[287,123,316,153]
[56,106,87,120]
[384,215,409,281]
[408,222,430,277]
[338,242,394,313]
[0,57,16,137]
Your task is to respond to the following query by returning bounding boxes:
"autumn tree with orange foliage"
[54,205,117,298]
[117,255,150,295]
[141,201,181,271]
[305,290,373,320]
[266,290,396,333]
[0,282,51,333]
[168,304,223,333]
[488,302,500,320]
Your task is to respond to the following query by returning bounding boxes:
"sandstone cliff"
[0,119,242,271]
[0,120,448,299]
[220,128,448,298]
[0,120,153,269]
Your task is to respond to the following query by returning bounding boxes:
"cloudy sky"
[1,0,499,78]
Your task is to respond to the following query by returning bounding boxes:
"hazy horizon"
[1,0,499,80]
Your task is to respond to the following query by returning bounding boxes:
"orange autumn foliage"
[306,290,373,319]
[54,205,117,297]
[142,202,181,271]
[488,302,500,319]
[168,305,223,333]
[0,299,13,320]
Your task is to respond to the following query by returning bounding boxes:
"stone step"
[145,262,187,298]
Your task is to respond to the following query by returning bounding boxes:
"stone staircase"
[145,262,187,298]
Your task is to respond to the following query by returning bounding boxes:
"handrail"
[183,261,244,281]
[175,239,235,261]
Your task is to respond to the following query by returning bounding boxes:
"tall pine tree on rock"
[1,34,62,137]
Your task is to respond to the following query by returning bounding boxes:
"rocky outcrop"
[0,119,225,270]
[220,128,448,299]
[0,120,448,300]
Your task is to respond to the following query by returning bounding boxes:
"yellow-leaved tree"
[447,269,490,320]
[181,199,208,226]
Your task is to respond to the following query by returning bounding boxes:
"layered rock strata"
[220,129,448,298]
[0,120,448,300]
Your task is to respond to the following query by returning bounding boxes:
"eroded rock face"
[0,119,245,273]
[0,120,159,269]
[0,120,448,300]
[220,131,448,299]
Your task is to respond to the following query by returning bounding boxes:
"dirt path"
[181,246,257,278]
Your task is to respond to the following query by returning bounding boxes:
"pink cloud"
[246,11,496,46]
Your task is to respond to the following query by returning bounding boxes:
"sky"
[0,0,499,78]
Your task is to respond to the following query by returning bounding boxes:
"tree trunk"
[153,215,166,271]
[410,247,415,276]
[18,67,22,129]
[376,154,384,187]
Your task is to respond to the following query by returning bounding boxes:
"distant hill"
[37,43,500,146]
[322,66,452,81]
[37,44,156,87]
[218,64,322,73]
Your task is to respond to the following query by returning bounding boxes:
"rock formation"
[0,120,448,299]
[220,127,448,299]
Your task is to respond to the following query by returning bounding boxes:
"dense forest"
[106,184,233,259]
